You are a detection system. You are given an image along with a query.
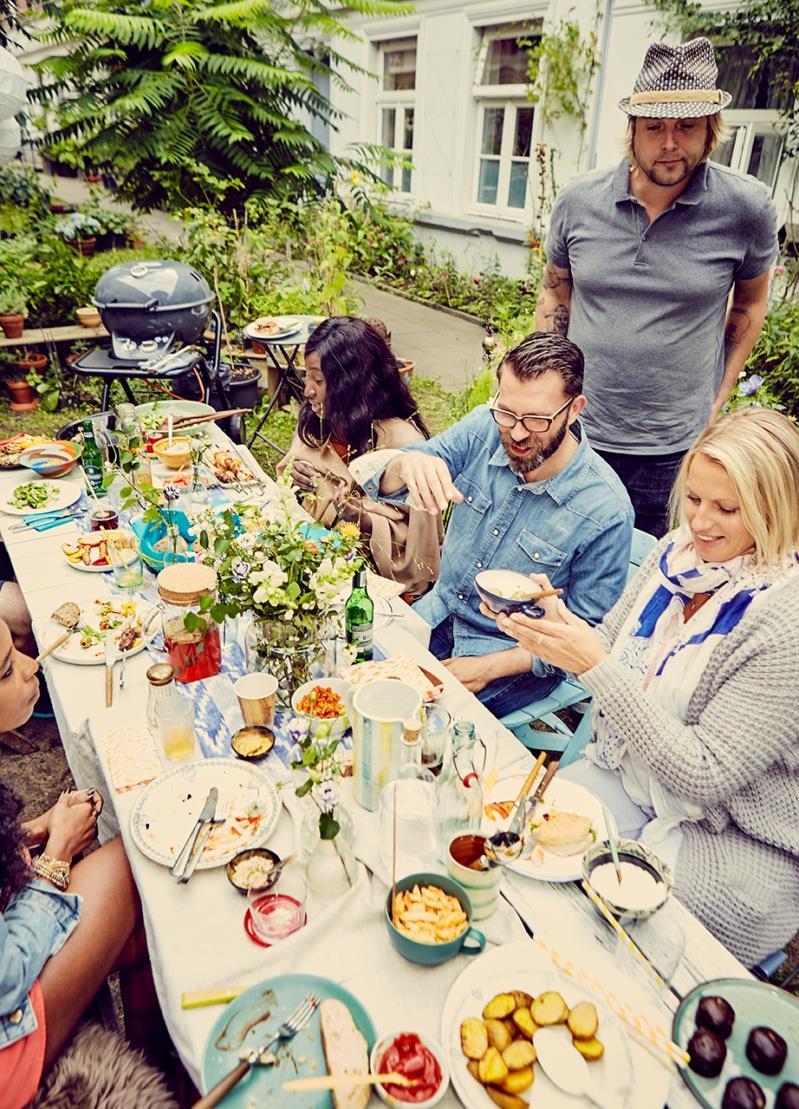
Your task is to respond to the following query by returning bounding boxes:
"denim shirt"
[0,880,81,1047]
[365,407,633,661]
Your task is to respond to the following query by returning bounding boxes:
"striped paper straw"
[535,936,689,1069]
[580,879,667,993]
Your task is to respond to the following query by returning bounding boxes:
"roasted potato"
[567,1000,599,1040]
[511,1007,539,1041]
[502,1040,537,1070]
[467,1060,481,1083]
[478,1046,509,1086]
[460,1017,489,1060]
[573,1036,605,1061]
[485,1018,512,1052]
[511,990,533,1010]
[482,993,517,1021]
[486,1087,528,1109]
[500,1065,534,1094]
[531,991,569,1026]
[502,1017,518,1040]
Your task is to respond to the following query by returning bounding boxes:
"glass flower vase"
[301,803,357,896]
[244,617,329,707]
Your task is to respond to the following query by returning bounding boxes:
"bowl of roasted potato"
[459,988,606,1108]
[385,873,485,966]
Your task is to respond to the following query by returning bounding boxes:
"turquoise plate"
[673,977,799,1107]
[201,973,376,1107]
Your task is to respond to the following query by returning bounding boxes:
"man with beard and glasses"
[366,332,633,717]
[536,38,778,538]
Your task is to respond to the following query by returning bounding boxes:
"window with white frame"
[376,37,416,195]
[472,25,540,218]
[708,45,799,190]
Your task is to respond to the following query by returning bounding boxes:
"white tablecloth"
[1,439,752,1107]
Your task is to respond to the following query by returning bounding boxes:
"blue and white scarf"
[591,528,796,844]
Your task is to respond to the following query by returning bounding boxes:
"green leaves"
[318,811,340,841]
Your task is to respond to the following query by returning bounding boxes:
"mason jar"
[156,562,222,683]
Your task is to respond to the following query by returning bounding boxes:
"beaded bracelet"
[32,854,71,892]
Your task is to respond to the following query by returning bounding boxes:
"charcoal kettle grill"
[71,259,239,438]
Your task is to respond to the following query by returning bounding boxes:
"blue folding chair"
[500,528,657,764]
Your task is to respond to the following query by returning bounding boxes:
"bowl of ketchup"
[370,1030,449,1108]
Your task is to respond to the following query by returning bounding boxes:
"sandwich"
[320,998,369,1109]
[531,811,595,856]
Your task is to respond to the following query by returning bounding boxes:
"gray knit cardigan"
[580,537,799,967]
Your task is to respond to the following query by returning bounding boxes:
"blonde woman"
[491,408,799,966]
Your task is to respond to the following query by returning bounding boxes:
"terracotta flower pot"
[0,313,24,339]
[67,237,97,257]
[85,173,101,184]
[76,306,101,328]
[14,352,47,374]
[6,379,40,411]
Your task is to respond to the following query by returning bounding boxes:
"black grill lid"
[92,259,213,313]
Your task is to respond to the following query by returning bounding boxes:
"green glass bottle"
[345,569,374,662]
[81,418,105,495]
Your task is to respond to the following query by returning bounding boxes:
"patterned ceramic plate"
[129,758,280,869]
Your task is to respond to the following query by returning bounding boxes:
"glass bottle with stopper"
[379,718,437,877]
[435,720,485,862]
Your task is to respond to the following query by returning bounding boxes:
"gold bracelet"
[32,854,71,892]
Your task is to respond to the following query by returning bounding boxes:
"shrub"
[746,297,799,418]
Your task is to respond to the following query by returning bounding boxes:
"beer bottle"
[81,418,105,495]
[345,569,374,662]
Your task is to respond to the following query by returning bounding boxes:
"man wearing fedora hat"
[536,38,778,537]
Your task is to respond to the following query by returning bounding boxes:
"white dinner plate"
[243,315,303,342]
[62,529,139,573]
[129,758,280,869]
[481,771,607,883]
[441,940,634,1109]
[41,596,158,665]
[0,479,82,516]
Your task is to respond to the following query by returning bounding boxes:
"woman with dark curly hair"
[0,618,166,1107]
[277,316,442,600]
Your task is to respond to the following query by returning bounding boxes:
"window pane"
[383,38,417,91]
[514,107,533,157]
[715,44,799,111]
[401,166,412,193]
[381,108,396,148]
[507,161,529,208]
[481,108,504,156]
[477,159,500,204]
[482,36,529,85]
[403,108,414,151]
[748,132,782,187]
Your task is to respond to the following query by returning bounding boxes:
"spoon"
[533,1027,614,1109]
[483,839,522,869]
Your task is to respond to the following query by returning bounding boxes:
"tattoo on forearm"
[542,263,573,290]
[725,306,752,351]
[550,305,569,335]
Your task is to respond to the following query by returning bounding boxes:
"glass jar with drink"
[156,563,222,683]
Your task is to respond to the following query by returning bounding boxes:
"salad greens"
[10,481,52,510]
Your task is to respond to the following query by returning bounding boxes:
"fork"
[178,796,231,885]
[194,994,320,1108]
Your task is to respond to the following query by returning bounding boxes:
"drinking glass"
[247,871,307,943]
[111,549,144,591]
[155,697,196,762]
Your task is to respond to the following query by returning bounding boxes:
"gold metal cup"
[233,673,278,727]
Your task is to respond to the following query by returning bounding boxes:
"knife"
[104,633,116,708]
[171,787,218,881]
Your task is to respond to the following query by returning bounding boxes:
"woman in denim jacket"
[0,617,166,1106]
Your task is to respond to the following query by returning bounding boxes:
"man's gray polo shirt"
[545,159,778,455]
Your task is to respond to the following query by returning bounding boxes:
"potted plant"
[15,348,48,376]
[76,305,102,328]
[65,340,90,367]
[0,351,38,410]
[0,285,26,338]
[226,357,261,409]
[26,367,61,412]
[55,212,102,256]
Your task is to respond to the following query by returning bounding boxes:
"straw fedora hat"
[619,38,732,118]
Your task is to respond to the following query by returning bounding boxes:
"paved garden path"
[47,175,487,392]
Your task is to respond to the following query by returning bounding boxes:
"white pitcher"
[350,679,422,811]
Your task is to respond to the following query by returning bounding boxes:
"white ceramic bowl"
[369,1029,449,1108]
[290,677,350,738]
[582,838,673,921]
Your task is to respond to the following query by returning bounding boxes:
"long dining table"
[0,427,754,1108]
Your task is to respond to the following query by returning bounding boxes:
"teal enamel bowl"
[385,872,486,966]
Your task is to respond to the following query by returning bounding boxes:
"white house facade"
[329,0,796,276]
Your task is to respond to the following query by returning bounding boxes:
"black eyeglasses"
[488,395,573,434]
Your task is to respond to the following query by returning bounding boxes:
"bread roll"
[320,998,369,1109]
